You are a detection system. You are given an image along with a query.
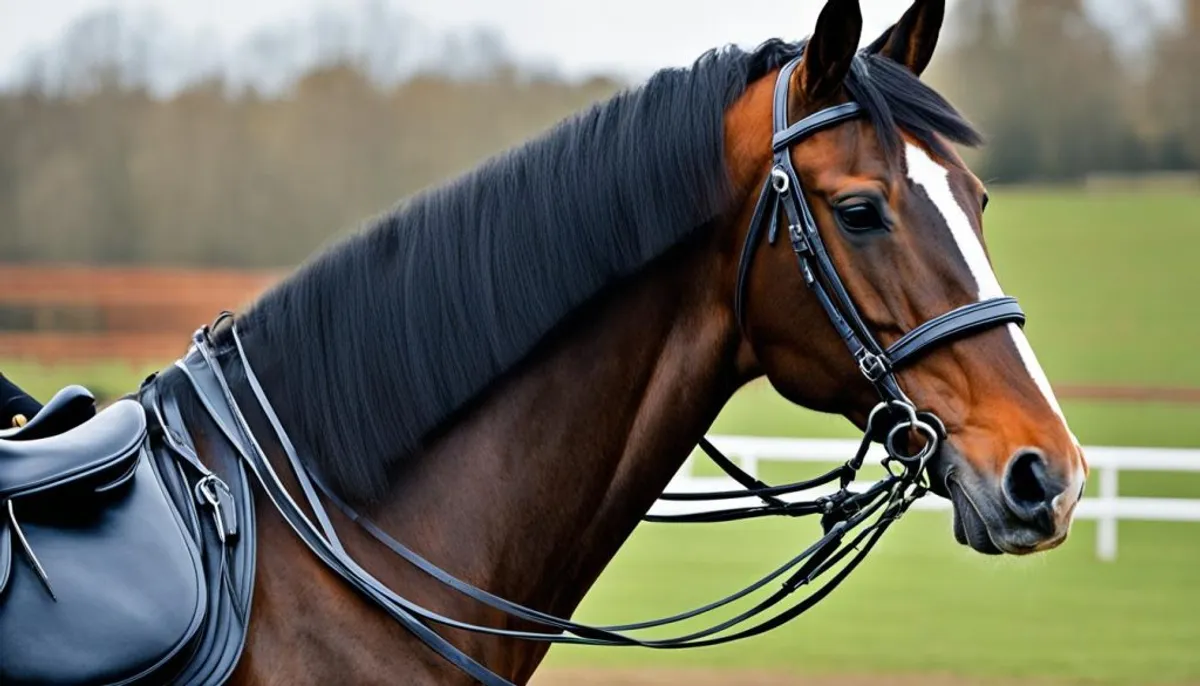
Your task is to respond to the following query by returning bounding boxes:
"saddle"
[0,384,96,439]
[0,379,257,685]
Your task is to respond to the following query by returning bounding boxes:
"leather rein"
[157,55,1027,686]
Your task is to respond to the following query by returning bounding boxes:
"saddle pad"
[0,441,208,685]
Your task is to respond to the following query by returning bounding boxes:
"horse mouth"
[948,480,1003,555]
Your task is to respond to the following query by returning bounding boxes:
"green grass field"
[549,189,1200,685]
[5,189,1200,684]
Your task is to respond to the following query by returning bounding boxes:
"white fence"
[650,435,1200,561]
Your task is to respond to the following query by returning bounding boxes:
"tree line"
[934,0,1200,181]
[1,0,1196,267]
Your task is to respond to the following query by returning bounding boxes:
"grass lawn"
[544,385,1200,684]
[3,188,1199,683]
[562,188,1200,684]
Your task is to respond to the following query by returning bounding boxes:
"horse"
[60,0,1087,683]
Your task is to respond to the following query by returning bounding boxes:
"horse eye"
[836,203,885,232]
[981,192,990,212]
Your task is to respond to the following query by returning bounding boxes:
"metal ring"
[885,418,940,467]
[865,400,918,436]
[770,167,790,194]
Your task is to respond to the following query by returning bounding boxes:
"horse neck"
[327,231,746,679]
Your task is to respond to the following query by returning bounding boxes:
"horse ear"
[865,0,945,77]
[863,24,895,56]
[794,0,863,104]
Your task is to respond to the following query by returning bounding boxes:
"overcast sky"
[0,0,1177,86]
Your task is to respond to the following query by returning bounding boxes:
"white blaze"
[903,144,1069,424]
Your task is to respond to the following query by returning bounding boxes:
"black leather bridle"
[157,55,1028,686]
[733,56,1025,454]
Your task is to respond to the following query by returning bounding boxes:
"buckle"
[770,167,790,194]
[195,475,238,544]
[857,351,890,382]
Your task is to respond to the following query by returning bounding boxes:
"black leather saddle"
[0,394,141,498]
[0,382,256,685]
[0,384,97,440]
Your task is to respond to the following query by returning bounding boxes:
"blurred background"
[1,0,1198,684]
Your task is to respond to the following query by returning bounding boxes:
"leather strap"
[734,55,1025,409]
[176,329,514,686]
[225,323,900,644]
[772,102,863,151]
[143,377,258,686]
[885,296,1025,368]
[163,322,932,686]
[226,318,345,555]
[145,49,1027,685]
[733,181,779,327]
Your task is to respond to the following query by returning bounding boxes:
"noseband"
[152,55,1028,686]
[734,55,1025,458]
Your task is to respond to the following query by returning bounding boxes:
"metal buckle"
[857,351,890,383]
[770,167,790,194]
[789,223,804,243]
[195,475,236,544]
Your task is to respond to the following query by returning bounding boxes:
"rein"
[155,55,1027,686]
[176,323,925,665]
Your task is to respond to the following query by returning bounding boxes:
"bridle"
[153,54,1027,686]
[733,55,1026,458]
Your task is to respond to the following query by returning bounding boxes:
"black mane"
[170,39,981,504]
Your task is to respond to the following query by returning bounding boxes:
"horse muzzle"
[932,442,1085,556]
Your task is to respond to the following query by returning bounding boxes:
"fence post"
[1096,465,1118,562]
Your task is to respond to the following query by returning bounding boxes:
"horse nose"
[1002,448,1064,534]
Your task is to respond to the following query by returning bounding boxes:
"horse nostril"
[1002,448,1061,534]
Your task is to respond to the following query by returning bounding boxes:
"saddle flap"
[0,399,146,499]
[0,440,209,685]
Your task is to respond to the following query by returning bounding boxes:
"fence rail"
[0,265,283,363]
[651,435,1200,561]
